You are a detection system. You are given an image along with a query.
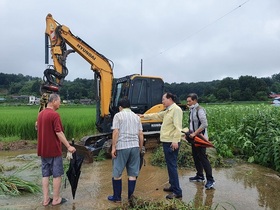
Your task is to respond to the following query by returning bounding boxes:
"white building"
[28,96,40,105]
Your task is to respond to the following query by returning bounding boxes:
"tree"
[31,80,42,95]
[240,88,254,101]
[19,82,32,95]
[1,72,279,102]
[271,82,280,93]
[255,78,268,92]
[232,90,241,101]
[203,94,217,103]
[256,91,268,101]
[238,76,257,92]
[272,73,280,83]
[218,77,239,100]
[9,82,23,94]
[217,88,230,101]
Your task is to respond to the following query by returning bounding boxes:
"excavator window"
[114,83,122,107]
[130,79,148,105]
[113,82,128,107]
[111,76,164,115]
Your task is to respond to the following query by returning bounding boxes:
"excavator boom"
[42,14,113,119]
[40,14,165,162]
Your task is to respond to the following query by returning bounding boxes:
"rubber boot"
[128,179,136,200]
[108,178,122,202]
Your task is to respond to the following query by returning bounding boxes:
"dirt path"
[0,140,37,151]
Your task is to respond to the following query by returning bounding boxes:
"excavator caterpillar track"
[63,131,161,163]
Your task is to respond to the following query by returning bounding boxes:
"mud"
[0,150,280,210]
[0,140,36,151]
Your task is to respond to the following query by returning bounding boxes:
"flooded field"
[1,150,280,210]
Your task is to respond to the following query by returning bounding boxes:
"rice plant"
[0,105,97,141]
[0,161,40,196]
[0,175,40,196]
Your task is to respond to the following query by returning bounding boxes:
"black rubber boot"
[128,179,136,199]
[108,178,122,202]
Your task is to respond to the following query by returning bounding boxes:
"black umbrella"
[139,148,146,170]
[66,151,84,199]
[139,138,147,171]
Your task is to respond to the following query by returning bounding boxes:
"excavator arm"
[39,14,166,162]
[40,13,113,120]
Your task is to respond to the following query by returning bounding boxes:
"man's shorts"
[113,147,140,178]
[41,156,64,178]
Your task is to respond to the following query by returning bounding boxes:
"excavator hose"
[43,65,68,86]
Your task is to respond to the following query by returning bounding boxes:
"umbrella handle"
[64,177,67,188]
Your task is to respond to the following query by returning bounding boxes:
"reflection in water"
[193,184,214,209]
[204,188,214,208]
[229,164,280,210]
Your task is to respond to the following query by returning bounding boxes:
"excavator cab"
[111,74,164,115]
[108,74,165,132]
[94,74,165,133]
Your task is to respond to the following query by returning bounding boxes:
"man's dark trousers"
[191,145,214,181]
[162,142,182,196]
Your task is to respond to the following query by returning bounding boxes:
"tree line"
[1,72,280,103]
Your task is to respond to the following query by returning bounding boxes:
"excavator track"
[64,131,161,163]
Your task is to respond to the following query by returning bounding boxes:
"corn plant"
[206,104,280,172]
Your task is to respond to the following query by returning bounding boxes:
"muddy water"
[1,150,280,210]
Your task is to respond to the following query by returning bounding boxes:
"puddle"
[0,150,280,209]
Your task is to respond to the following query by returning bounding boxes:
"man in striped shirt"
[108,98,144,202]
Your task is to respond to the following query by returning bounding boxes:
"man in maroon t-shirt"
[37,93,76,206]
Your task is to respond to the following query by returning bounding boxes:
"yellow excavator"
[40,14,165,162]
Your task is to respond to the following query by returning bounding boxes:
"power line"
[144,0,250,61]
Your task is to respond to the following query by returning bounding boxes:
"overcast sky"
[0,0,279,83]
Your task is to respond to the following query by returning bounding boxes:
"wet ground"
[1,150,280,210]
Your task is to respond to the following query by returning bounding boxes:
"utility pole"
[140,59,143,75]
